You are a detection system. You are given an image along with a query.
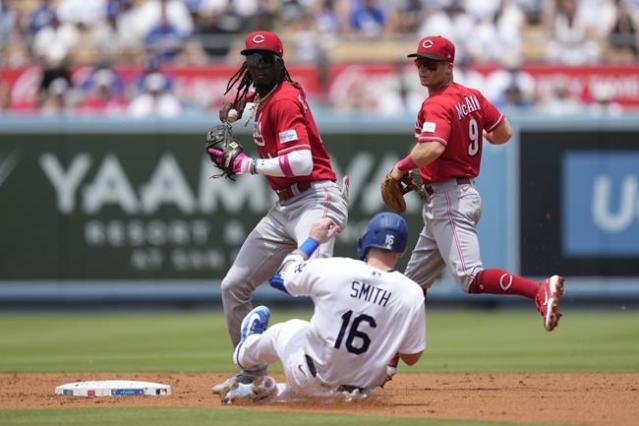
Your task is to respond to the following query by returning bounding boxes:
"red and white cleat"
[535,275,565,332]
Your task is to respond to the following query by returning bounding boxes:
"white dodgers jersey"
[283,257,426,389]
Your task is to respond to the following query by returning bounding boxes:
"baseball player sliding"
[206,31,348,394]
[219,214,426,404]
[382,35,564,331]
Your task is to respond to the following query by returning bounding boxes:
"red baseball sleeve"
[479,92,504,132]
[270,99,311,155]
[417,103,451,145]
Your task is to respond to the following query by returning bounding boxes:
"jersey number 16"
[334,310,377,355]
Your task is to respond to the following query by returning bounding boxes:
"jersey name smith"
[454,95,481,120]
[350,280,392,307]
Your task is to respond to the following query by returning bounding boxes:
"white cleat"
[536,275,565,332]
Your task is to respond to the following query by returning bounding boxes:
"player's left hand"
[309,218,342,243]
[389,165,407,180]
[205,124,251,179]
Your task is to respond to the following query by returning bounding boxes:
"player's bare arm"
[269,218,342,291]
[486,117,513,145]
[390,141,445,180]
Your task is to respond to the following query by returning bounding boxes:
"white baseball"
[227,109,239,123]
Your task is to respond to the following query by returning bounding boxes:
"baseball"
[227,109,239,123]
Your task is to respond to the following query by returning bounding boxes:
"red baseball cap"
[240,31,284,57]
[407,35,455,62]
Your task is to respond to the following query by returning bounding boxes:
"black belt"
[304,354,364,393]
[423,177,472,196]
[305,354,317,377]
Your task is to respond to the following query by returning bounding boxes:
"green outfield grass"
[1,310,638,373]
[0,407,516,426]
[1,309,637,426]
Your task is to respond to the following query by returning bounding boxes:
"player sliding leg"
[221,215,426,404]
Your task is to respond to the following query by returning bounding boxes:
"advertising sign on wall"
[520,131,639,276]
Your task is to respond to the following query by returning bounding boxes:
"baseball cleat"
[239,305,271,345]
[220,376,277,405]
[535,275,565,331]
[211,375,238,395]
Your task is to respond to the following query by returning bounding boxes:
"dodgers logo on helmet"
[357,212,408,260]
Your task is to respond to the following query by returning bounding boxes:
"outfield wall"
[0,114,638,306]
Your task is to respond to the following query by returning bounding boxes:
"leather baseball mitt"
[205,123,245,179]
[380,172,419,213]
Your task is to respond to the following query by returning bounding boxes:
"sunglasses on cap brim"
[245,52,279,67]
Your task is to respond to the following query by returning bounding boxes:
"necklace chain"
[244,84,278,126]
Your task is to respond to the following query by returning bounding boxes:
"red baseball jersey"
[252,81,336,191]
[414,82,503,183]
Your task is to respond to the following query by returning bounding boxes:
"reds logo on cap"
[241,31,284,57]
[408,35,455,62]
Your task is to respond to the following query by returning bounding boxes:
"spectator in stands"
[349,0,387,38]
[89,1,137,63]
[27,0,56,35]
[0,78,9,111]
[40,77,76,116]
[134,0,194,41]
[607,0,638,61]
[128,71,182,117]
[454,56,485,91]
[39,63,73,106]
[416,1,474,55]
[57,0,106,27]
[546,0,601,64]
[145,1,186,63]
[387,0,423,35]
[484,57,535,106]
[466,1,525,64]
[536,82,584,115]
[588,82,623,115]
[32,13,80,66]
[78,65,127,116]
[313,0,347,37]
[192,1,243,59]
[0,0,17,53]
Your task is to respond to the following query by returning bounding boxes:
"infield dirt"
[2,373,638,425]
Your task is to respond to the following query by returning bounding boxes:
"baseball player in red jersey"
[386,35,564,332]
[210,31,349,394]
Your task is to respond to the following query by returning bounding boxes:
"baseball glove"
[205,123,245,179]
[380,172,419,213]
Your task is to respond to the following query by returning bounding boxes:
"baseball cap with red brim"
[240,31,284,57]
[408,35,455,62]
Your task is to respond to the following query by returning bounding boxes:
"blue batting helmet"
[357,212,408,260]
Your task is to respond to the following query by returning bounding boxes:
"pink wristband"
[396,155,418,171]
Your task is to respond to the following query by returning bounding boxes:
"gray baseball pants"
[221,180,348,346]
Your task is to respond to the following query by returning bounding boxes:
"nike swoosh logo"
[297,364,306,376]
[0,152,19,189]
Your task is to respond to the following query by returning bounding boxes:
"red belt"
[275,181,313,202]
[423,177,472,196]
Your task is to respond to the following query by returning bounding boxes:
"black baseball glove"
[205,123,246,179]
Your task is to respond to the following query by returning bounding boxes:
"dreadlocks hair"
[223,57,306,119]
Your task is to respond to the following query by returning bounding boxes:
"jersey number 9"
[468,118,479,156]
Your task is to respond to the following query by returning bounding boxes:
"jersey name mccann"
[454,95,481,120]
[350,281,392,307]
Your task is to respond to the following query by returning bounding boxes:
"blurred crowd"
[0,0,638,116]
